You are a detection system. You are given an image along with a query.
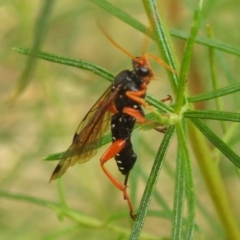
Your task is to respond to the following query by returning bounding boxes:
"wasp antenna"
[97,22,135,59]
[147,53,178,74]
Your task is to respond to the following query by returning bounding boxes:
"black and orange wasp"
[50,29,175,220]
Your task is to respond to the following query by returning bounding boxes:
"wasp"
[50,30,174,220]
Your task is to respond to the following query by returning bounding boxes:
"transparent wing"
[50,84,121,180]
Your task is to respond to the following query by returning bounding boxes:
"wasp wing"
[50,84,121,181]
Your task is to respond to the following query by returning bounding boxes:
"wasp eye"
[135,67,149,77]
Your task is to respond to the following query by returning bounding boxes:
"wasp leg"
[125,88,158,115]
[123,106,167,134]
[123,107,147,124]
[125,88,148,107]
[100,139,136,220]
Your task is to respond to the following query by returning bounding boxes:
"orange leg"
[125,88,148,107]
[123,106,166,134]
[100,139,136,220]
[125,88,157,115]
[123,107,148,124]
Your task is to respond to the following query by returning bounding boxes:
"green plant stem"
[188,82,240,102]
[142,0,178,93]
[57,179,67,207]
[171,148,184,240]
[170,29,240,57]
[188,120,240,239]
[0,190,158,240]
[184,110,240,122]
[92,0,240,58]
[214,121,240,159]
[129,126,175,240]
[206,24,226,133]
[175,0,203,114]
[11,0,55,100]
[13,47,114,82]
[176,124,195,239]
[191,119,240,168]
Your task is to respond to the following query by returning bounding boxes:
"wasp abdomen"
[115,139,137,175]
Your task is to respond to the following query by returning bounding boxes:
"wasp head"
[132,55,154,85]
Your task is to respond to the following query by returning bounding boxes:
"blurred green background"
[0,0,240,239]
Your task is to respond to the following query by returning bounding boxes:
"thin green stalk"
[188,120,240,239]
[175,0,203,114]
[184,110,240,122]
[90,0,149,37]
[188,82,240,102]
[0,190,158,240]
[11,0,55,100]
[142,0,178,93]
[138,168,172,215]
[57,179,68,208]
[176,124,195,240]
[129,126,175,240]
[206,24,226,132]
[13,47,114,82]
[171,148,185,240]
[191,119,240,168]
[214,121,240,159]
[170,29,240,57]
[91,0,240,58]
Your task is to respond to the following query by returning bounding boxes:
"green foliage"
[1,0,240,239]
